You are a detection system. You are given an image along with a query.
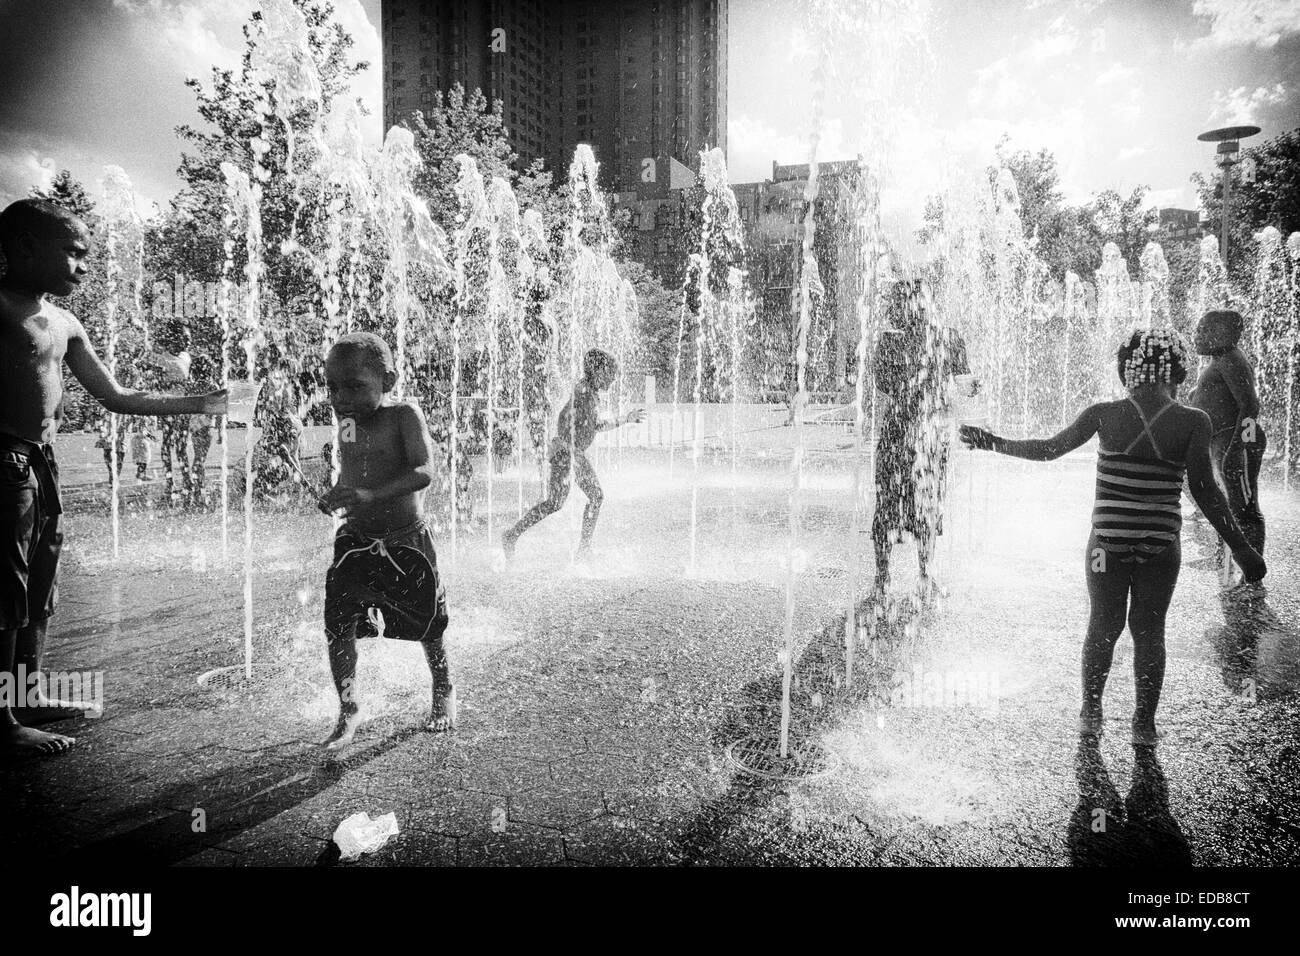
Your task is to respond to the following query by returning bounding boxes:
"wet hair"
[0,198,85,257]
[1202,309,1244,340]
[1116,328,1190,389]
[329,332,395,376]
[584,348,617,383]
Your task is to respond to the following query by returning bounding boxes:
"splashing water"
[98,166,145,560]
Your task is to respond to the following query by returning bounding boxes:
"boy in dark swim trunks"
[1189,310,1265,559]
[501,348,643,560]
[318,332,452,750]
[962,329,1265,746]
[0,198,227,757]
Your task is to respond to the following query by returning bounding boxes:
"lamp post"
[1197,125,1261,267]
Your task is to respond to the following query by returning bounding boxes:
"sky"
[2,0,1298,237]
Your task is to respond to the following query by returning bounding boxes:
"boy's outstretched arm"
[65,315,226,416]
[1186,410,1265,580]
[960,403,1104,461]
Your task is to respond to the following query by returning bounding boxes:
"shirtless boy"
[501,348,643,561]
[319,333,452,750]
[1189,310,1265,556]
[0,199,227,757]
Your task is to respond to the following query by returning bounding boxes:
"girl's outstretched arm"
[959,403,1105,461]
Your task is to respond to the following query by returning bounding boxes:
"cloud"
[113,0,383,144]
[1144,186,1197,211]
[726,113,849,183]
[1191,0,1300,49]
[332,0,383,143]
[0,145,57,205]
[1113,88,1143,123]
[1210,82,1288,123]
[1095,62,1136,86]
[1117,144,1151,161]
[968,58,1026,111]
[1029,19,1080,61]
[113,0,255,76]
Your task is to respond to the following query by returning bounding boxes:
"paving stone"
[407,789,510,838]
[458,822,566,866]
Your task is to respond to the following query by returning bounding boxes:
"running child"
[501,348,643,560]
[961,329,1265,746]
[0,198,227,757]
[319,332,452,750]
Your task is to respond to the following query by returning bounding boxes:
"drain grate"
[725,734,839,780]
[196,662,290,691]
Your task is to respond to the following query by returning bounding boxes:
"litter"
[332,811,400,861]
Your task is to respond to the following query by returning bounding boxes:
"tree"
[1078,186,1156,275]
[166,0,369,493]
[624,257,684,392]
[1194,127,1300,277]
[408,84,518,228]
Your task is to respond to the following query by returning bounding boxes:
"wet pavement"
[5,435,1299,866]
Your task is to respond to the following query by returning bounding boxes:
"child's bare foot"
[2,723,76,757]
[427,685,456,733]
[322,707,363,751]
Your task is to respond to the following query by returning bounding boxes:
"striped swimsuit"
[1092,399,1186,564]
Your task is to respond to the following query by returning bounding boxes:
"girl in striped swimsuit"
[961,329,1265,746]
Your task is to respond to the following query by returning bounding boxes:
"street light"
[1197,124,1261,264]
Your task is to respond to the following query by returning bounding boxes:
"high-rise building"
[380,0,727,193]
[381,0,551,168]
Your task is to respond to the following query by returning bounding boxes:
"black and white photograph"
[1,0,1297,932]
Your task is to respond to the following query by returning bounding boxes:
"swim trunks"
[0,435,64,631]
[324,518,449,643]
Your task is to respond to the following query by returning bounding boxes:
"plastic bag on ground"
[333,811,400,861]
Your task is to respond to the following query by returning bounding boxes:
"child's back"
[1095,395,1201,463]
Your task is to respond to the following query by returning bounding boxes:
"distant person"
[187,354,217,505]
[0,198,225,757]
[1188,310,1266,563]
[961,328,1264,746]
[150,319,193,503]
[501,348,643,561]
[871,279,975,600]
[130,420,156,481]
[318,333,452,749]
[94,413,125,486]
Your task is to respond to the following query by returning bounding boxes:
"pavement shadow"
[1068,736,1192,866]
[674,589,922,864]
[55,724,426,866]
[1206,584,1300,701]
